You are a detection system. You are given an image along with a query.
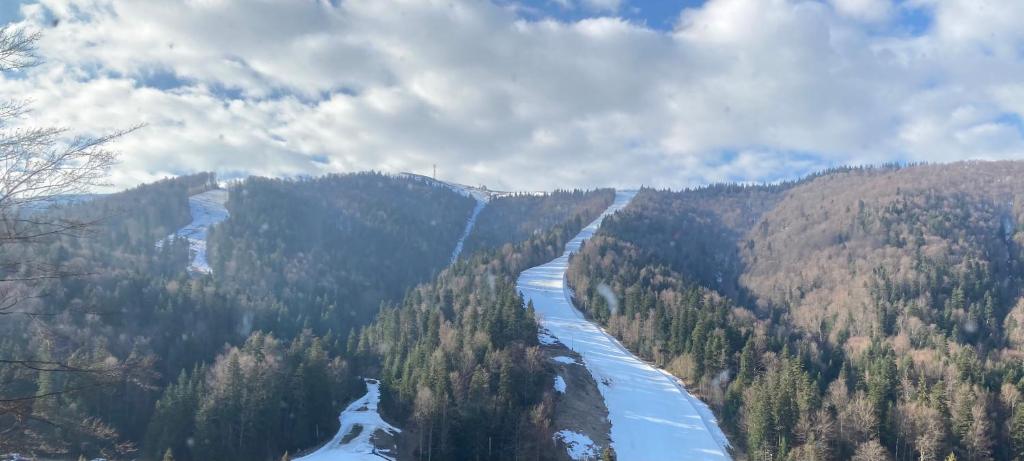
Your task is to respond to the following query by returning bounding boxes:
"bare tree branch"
[0,26,148,455]
[0,26,40,72]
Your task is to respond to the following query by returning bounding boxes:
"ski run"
[159,188,229,274]
[295,379,401,461]
[180,183,729,460]
[446,186,489,264]
[517,190,732,461]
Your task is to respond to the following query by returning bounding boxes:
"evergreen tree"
[1011,407,1024,460]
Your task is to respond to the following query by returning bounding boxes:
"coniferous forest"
[13,160,1024,461]
[567,162,1024,461]
[8,1,1024,460]
[0,169,613,460]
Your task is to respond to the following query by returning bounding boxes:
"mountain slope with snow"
[437,181,494,263]
[160,188,229,273]
[516,190,731,461]
[449,198,486,263]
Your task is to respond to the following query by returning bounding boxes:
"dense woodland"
[208,173,477,332]
[0,171,611,461]
[569,162,1024,461]
[460,189,615,255]
[355,195,611,460]
[16,160,1024,461]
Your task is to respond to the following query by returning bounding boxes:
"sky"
[1,0,1023,192]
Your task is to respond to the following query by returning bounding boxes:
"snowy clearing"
[551,356,577,365]
[517,190,731,461]
[554,375,567,394]
[295,379,401,461]
[159,189,229,274]
[554,430,599,460]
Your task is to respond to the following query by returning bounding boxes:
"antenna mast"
[433,164,437,180]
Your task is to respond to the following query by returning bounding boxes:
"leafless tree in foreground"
[0,25,148,455]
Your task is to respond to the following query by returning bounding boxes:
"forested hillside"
[598,183,783,300]
[60,171,218,271]
[355,191,612,461]
[0,172,217,454]
[461,189,615,256]
[569,161,1024,461]
[207,173,477,333]
[0,171,613,461]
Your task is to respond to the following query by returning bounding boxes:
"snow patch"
[538,330,559,346]
[551,356,577,365]
[554,430,599,460]
[517,190,732,461]
[554,375,567,394]
[159,189,229,274]
[295,379,401,461]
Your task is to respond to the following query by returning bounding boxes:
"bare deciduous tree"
[0,24,148,454]
[852,439,893,461]
[0,27,137,293]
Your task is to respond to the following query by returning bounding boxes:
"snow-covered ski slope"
[516,190,731,461]
[446,186,489,263]
[161,188,229,274]
[295,379,401,461]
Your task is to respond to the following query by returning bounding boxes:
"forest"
[568,162,1024,461]
[0,169,612,461]
[460,189,615,256]
[355,197,610,460]
[11,158,1024,461]
[6,4,1024,460]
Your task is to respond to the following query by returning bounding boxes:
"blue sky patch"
[500,0,704,31]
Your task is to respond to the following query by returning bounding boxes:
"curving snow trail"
[295,379,401,461]
[516,190,731,461]
[160,188,229,274]
[448,188,489,263]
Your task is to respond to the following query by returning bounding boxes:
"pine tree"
[965,401,992,460]
[601,446,617,461]
[1011,407,1024,460]
[952,388,974,443]
[162,448,175,461]
[737,338,756,385]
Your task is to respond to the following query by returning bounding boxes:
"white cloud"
[1,0,1023,192]
[830,0,893,22]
